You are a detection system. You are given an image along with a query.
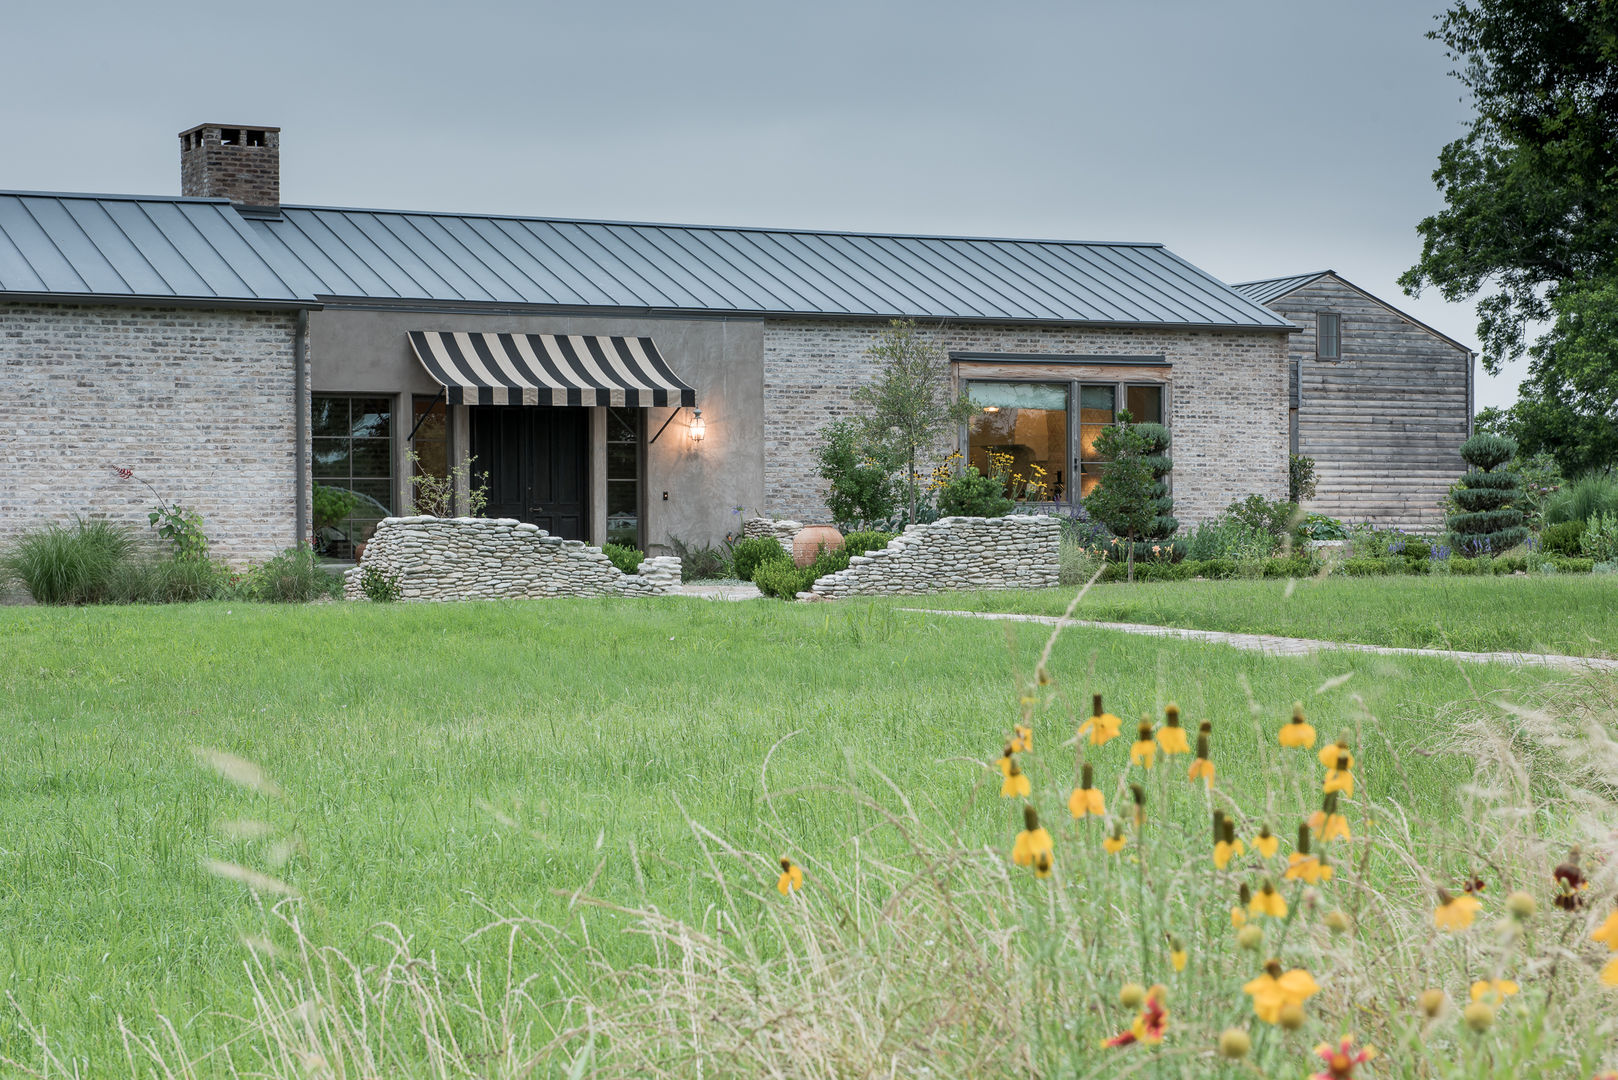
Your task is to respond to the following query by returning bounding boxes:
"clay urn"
[792,524,845,567]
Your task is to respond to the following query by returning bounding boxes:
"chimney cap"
[178,123,282,138]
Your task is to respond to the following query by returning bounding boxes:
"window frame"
[605,405,645,550]
[408,392,453,515]
[1316,312,1341,360]
[961,376,1170,506]
[311,392,396,556]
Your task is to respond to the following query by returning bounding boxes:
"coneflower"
[1158,704,1191,755]
[1188,732,1215,787]
[1081,694,1122,746]
[1279,703,1316,749]
[1068,762,1105,818]
[1130,721,1158,769]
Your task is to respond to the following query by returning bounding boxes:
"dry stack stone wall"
[809,515,1059,598]
[345,517,682,601]
[742,516,803,554]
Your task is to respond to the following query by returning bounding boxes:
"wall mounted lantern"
[689,408,705,442]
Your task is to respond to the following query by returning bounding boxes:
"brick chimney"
[179,124,280,209]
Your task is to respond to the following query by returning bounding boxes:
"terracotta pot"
[792,524,844,567]
[354,541,368,563]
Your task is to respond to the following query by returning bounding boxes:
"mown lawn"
[895,573,1618,657]
[0,593,1569,1069]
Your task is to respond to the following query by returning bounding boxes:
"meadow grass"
[894,574,1618,657]
[0,592,1591,1074]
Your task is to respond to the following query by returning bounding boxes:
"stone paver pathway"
[905,608,1618,673]
[672,582,764,601]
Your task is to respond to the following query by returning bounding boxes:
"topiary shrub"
[602,543,645,575]
[731,537,791,582]
[1539,519,1587,556]
[1447,434,1529,555]
[938,466,1015,518]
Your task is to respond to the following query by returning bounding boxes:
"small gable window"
[1317,313,1341,359]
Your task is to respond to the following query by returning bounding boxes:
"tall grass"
[1543,473,1618,526]
[0,518,136,603]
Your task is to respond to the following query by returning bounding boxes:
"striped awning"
[406,331,697,408]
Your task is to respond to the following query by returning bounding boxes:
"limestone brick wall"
[809,515,1059,598]
[344,516,682,601]
[1,302,301,564]
[762,319,1290,526]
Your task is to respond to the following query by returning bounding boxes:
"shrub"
[602,543,645,575]
[1191,557,1238,579]
[815,419,900,529]
[1224,495,1298,541]
[730,537,790,582]
[406,450,490,518]
[1541,471,1618,525]
[1340,557,1391,577]
[840,530,897,558]
[1185,517,1276,561]
[312,482,360,534]
[360,564,403,603]
[1447,434,1529,554]
[1449,556,1484,575]
[1539,519,1586,555]
[1083,417,1176,582]
[1058,536,1100,586]
[247,544,340,603]
[753,559,813,599]
[1547,555,1594,573]
[938,466,1015,518]
[1296,512,1347,541]
[0,518,136,604]
[667,537,732,582]
[1491,555,1529,574]
[1288,452,1317,501]
[1579,511,1618,563]
[1262,554,1315,578]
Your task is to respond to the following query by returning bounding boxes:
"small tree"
[853,320,978,524]
[1083,412,1175,581]
[814,419,900,529]
[1447,433,1529,555]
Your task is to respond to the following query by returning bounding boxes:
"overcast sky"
[3,0,1522,408]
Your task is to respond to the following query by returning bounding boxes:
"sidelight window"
[606,407,642,547]
[312,395,393,557]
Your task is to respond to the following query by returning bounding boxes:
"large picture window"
[312,395,392,557]
[963,377,1166,502]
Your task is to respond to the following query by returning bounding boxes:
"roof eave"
[0,290,319,311]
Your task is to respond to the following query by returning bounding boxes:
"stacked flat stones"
[344,517,682,601]
[742,516,802,555]
[808,515,1060,599]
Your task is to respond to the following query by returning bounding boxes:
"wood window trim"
[1316,312,1341,360]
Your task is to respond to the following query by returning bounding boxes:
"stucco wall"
[0,301,301,564]
[309,308,765,551]
[762,319,1291,525]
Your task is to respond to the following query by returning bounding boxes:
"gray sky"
[4,0,1522,408]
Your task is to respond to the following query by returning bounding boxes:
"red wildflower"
[115,467,134,480]
[1103,986,1168,1047]
[1313,1035,1376,1080]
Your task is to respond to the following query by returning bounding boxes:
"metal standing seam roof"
[0,192,313,304]
[0,190,1293,329]
[1229,272,1331,306]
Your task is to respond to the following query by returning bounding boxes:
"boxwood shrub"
[731,536,791,582]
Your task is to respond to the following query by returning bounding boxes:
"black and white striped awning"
[406,331,697,408]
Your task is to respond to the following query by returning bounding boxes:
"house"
[1232,271,1474,530]
[3,123,1306,565]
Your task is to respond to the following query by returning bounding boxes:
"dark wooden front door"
[469,406,588,539]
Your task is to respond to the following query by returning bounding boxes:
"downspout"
[294,308,310,546]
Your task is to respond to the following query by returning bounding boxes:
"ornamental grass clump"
[39,580,1618,1079]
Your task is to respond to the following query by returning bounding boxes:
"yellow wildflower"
[1249,879,1288,919]
[1069,762,1105,818]
[997,746,1014,777]
[1232,883,1252,926]
[1012,805,1053,870]
[1592,907,1618,951]
[1130,721,1157,769]
[1279,704,1316,749]
[1309,792,1351,842]
[1157,704,1191,755]
[1188,732,1215,787]
[1323,752,1355,797]
[1435,888,1482,932]
[1243,960,1320,1025]
[1104,825,1128,855]
[777,857,804,895]
[1252,824,1279,858]
[1602,957,1618,987]
[1169,935,1188,973]
[1318,736,1354,771]
[1034,848,1053,879]
[1130,782,1147,828]
[1214,817,1245,870]
[1285,824,1332,884]
[1081,694,1123,746]
[1000,755,1032,798]
[1009,723,1033,753]
[1468,979,1518,1003]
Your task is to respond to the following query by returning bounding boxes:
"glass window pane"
[1079,463,1105,498]
[413,440,447,480]
[1126,385,1163,424]
[607,481,638,546]
[966,381,1068,502]
[1079,384,1116,414]
[1318,314,1340,358]
[607,442,637,480]
[348,479,393,519]
[312,438,350,477]
[607,407,637,442]
[412,396,446,442]
[351,398,392,439]
[312,396,348,437]
[350,439,392,478]
[607,481,637,516]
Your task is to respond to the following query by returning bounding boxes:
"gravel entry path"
[904,608,1618,673]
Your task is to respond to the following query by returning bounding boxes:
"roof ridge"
[0,189,233,205]
[1230,270,1332,287]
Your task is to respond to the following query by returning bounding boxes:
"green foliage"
[1297,513,1348,541]
[1448,435,1529,554]
[750,558,810,599]
[937,466,1015,518]
[602,543,646,575]
[1538,519,1586,555]
[1542,472,1618,525]
[1081,414,1176,579]
[1547,555,1594,573]
[850,320,979,522]
[312,482,360,534]
[1579,511,1618,562]
[1224,495,1299,541]
[109,556,224,603]
[359,565,403,603]
[1288,453,1318,502]
[1341,557,1394,577]
[729,537,789,582]
[1,518,137,604]
[1057,536,1101,586]
[666,536,732,582]
[840,531,897,558]
[406,450,490,518]
[814,419,901,529]
[1184,517,1277,561]
[243,544,341,603]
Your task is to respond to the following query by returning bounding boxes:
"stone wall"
[761,319,1290,527]
[0,301,301,564]
[809,515,1059,598]
[344,516,682,601]
[742,516,802,554]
